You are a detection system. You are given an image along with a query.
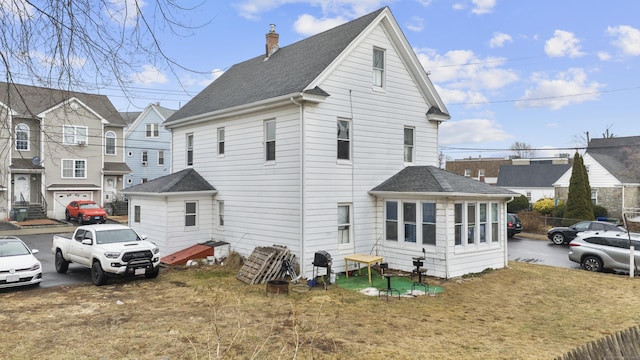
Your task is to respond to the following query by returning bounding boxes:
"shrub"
[533,198,561,216]
[593,205,608,219]
[508,195,530,213]
[552,204,565,218]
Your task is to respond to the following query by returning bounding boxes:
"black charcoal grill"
[312,251,332,284]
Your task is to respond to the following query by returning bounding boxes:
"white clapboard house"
[123,7,517,278]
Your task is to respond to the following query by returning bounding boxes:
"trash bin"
[13,207,28,221]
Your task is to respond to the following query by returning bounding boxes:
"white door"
[104,177,117,202]
[13,175,30,203]
[53,192,92,220]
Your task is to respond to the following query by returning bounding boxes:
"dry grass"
[3,261,640,359]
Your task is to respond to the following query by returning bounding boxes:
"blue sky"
[108,0,640,160]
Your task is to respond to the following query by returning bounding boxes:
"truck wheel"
[55,251,69,273]
[91,261,107,286]
[145,266,160,279]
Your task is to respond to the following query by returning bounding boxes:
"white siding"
[171,105,301,260]
[555,153,621,188]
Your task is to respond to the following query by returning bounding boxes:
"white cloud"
[105,0,145,26]
[607,25,640,56]
[597,51,612,61]
[235,0,385,20]
[293,14,347,36]
[416,0,433,6]
[517,68,603,110]
[544,30,585,58]
[130,65,168,85]
[32,51,86,68]
[489,32,513,48]
[0,0,34,18]
[471,0,497,15]
[406,16,424,32]
[439,119,512,145]
[416,48,518,91]
[452,3,466,10]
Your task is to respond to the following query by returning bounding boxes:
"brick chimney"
[265,24,279,58]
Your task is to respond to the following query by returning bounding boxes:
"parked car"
[569,232,640,272]
[0,236,42,289]
[547,220,625,245]
[507,213,523,238]
[65,200,108,224]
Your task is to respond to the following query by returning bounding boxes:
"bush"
[508,195,530,213]
[552,204,565,218]
[593,205,608,219]
[533,198,562,216]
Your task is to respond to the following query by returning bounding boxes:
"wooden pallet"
[237,245,297,285]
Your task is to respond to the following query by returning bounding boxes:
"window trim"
[146,123,159,138]
[217,200,224,229]
[218,127,225,157]
[15,123,30,151]
[61,159,87,179]
[337,118,351,163]
[157,150,164,166]
[421,202,436,246]
[338,203,352,246]
[404,126,415,164]
[455,201,502,251]
[264,119,276,163]
[63,125,88,145]
[105,131,116,155]
[385,201,398,241]
[134,205,141,223]
[373,47,385,88]
[186,133,194,166]
[141,151,148,166]
[185,201,197,227]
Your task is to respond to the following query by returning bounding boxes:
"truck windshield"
[95,229,141,244]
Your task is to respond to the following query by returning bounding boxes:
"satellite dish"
[32,156,41,165]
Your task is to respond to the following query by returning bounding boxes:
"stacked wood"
[236,245,297,285]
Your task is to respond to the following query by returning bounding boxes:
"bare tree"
[0,1,204,96]
[510,141,536,158]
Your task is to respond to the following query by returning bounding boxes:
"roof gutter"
[121,190,218,197]
[368,190,517,198]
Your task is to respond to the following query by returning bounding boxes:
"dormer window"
[373,47,385,88]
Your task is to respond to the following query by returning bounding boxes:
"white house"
[497,163,571,203]
[124,7,517,278]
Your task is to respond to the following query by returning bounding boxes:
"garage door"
[53,192,93,220]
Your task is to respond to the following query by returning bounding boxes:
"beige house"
[0,82,130,221]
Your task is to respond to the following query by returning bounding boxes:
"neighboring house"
[0,82,131,221]
[122,103,175,188]
[124,7,517,279]
[445,157,511,185]
[497,163,571,203]
[554,136,640,219]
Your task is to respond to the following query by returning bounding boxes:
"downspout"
[290,96,305,276]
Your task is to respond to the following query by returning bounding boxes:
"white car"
[0,236,42,289]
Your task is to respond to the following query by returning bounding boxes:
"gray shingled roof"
[123,168,216,194]
[103,162,132,174]
[165,8,386,124]
[0,82,125,126]
[587,136,640,183]
[10,158,44,170]
[370,166,517,196]
[496,164,571,187]
[47,183,100,189]
[120,111,142,125]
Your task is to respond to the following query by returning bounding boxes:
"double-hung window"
[134,206,141,223]
[63,125,88,145]
[146,123,159,137]
[158,150,164,165]
[186,133,194,166]
[404,127,414,163]
[185,201,197,227]
[337,118,351,161]
[422,202,436,245]
[142,151,148,165]
[403,202,417,243]
[105,131,116,155]
[15,123,29,150]
[218,128,225,156]
[338,204,351,244]
[456,202,500,248]
[479,203,487,243]
[62,159,86,178]
[264,120,275,162]
[218,201,224,228]
[491,203,499,243]
[467,203,476,244]
[373,48,385,87]
[454,203,463,245]
[385,201,398,241]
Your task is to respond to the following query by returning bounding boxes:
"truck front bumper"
[105,257,160,276]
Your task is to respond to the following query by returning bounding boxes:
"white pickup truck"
[52,224,161,286]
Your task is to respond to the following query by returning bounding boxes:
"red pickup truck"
[65,200,108,224]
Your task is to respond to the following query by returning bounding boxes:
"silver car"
[568,232,640,273]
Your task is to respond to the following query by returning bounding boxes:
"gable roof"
[370,166,517,197]
[122,168,216,195]
[124,103,176,137]
[496,164,571,187]
[165,7,448,126]
[0,82,125,126]
[587,136,640,183]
